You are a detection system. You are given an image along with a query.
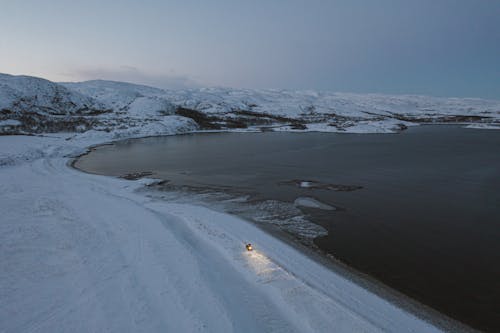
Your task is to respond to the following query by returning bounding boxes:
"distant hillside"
[1,73,499,135]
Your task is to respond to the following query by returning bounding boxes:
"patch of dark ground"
[0,108,108,135]
[175,107,263,129]
[176,107,308,130]
[176,107,419,132]
[2,102,496,136]
[389,113,494,124]
[0,115,99,135]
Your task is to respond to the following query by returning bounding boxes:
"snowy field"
[0,73,487,332]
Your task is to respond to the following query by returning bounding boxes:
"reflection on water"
[75,126,500,331]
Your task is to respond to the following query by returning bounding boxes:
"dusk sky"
[1,0,499,98]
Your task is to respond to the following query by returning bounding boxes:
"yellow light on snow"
[246,243,253,251]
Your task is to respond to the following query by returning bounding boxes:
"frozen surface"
[294,197,336,210]
[465,123,500,130]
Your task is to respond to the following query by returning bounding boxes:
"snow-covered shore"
[0,132,453,333]
[0,73,485,332]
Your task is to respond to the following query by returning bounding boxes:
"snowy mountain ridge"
[62,79,172,116]
[1,73,499,135]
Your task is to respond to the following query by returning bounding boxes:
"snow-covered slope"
[61,79,500,132]
[1,73,499,136]
[0,74,109,134]
[62,80,175,117]
[0,73,103,115]
[162,87,500,120]
[0,75,195,135]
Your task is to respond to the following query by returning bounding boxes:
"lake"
[74,125,500,331]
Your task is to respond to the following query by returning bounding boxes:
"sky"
[0,0,499,99]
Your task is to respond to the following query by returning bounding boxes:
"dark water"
[75,126,500,331]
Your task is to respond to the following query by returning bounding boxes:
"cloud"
[65,66,201,90]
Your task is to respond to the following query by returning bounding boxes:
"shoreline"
[255,221,477,333]
[71,127,478,332]
[2,125,493,332]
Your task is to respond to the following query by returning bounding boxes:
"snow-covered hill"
[0,73,103,115]
[64,79,500,132]
[1,73,499,136]
[62,80,174,117]
[162,87,500,120]
[0,75,195,136]
[0,74,108,134]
